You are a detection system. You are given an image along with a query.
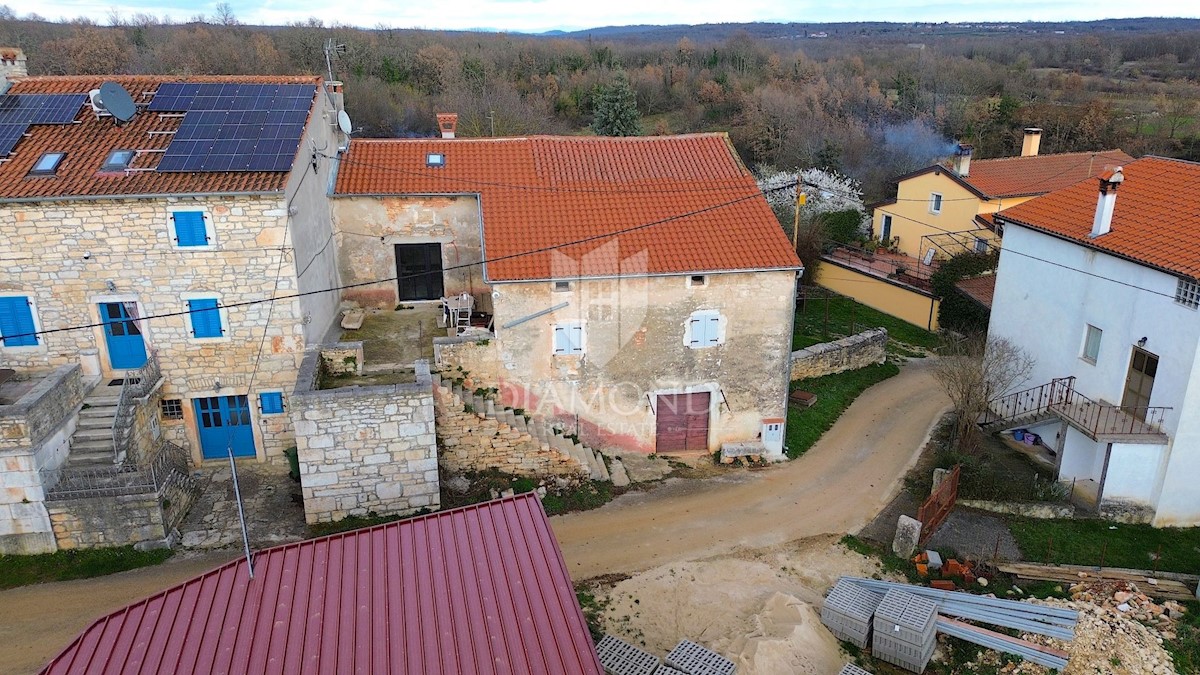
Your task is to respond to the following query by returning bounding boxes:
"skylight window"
[426,153,445,168]
[102,149,135,172]
[29,152,65,176]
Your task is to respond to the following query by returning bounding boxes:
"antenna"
[323,38,347,84]
[337,110,353,136]
[98,82,136,124]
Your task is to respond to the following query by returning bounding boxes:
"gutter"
[0,190,282,205]
[487,265,805,285]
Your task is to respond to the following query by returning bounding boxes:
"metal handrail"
[985,376,1171,438]
[43,439,194,501]
[982,377,1074,426]
[111,351,162,466]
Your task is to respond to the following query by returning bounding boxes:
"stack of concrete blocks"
[872,589,938,673]
[821,578,885,648]
[596,635,660,675]
[838,665,873,675]
[663,640,736,675]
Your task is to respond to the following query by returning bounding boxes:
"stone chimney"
[0,47,26,95]
[1090,167,1123,238]
[953,143,973,177]
[1021,127,1042,157]
[436,113,458,139]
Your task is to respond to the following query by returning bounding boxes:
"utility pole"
[792,184,807,251]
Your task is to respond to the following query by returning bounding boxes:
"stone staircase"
[67,381,123,468]
[433,375,610,482]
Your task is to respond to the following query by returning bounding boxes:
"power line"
[5,180,797,342]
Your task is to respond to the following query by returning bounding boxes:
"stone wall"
[433,379,589,479]
[319,342,364,377]
[291,351,439,524]
[958,499,1076,519]
[0,365,86,554]
[790,328,888,381]
[46,494,166,550]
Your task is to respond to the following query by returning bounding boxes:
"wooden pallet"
[998,562,1197,601]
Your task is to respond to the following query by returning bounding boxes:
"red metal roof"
[995,156,1200,279]
[41,494,603,675]
[0,75,321,201]
[333,134,802,281]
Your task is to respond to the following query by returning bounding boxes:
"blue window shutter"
[259,392,284,414]
[0,296,38,347]
[689,318,703,345]
[705,315,721,345]
[553,325,566,354]
[188,299,223,338]
[173,212,208,247]
[570,325,583,353]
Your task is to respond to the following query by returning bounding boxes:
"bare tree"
[933,336,1034,454]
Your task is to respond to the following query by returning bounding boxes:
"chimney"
[1090,167,1123,238]
[0,47,26,95]
[953,143,973,177]
[1021,127,1042,157]
[436,113,458,139]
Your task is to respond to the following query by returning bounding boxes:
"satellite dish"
[337,110,353,135]
[98,82,136,123]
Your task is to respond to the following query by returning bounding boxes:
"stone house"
[330,121,802,459]
[0,68,345,551]
[987,157,1200,526]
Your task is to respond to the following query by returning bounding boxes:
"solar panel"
[0,122,29,157]
[0,94,86,125]
[149,83,315,112]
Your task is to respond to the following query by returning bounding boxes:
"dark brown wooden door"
[395,243,444,301]
[656,392,711,453]
[1121,347,1158,419]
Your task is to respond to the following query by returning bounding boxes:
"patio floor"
[339,305,440,368]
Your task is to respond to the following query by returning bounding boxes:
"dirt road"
[552,358,948,579]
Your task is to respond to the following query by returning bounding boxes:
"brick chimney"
[953,143,973,177]
[436,113,458,139]
[1090,167,1123,238]
[1021,127,1042,157]
[0,47,26,95]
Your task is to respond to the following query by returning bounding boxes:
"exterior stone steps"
[71,427,113,442]
[67,382,122,467]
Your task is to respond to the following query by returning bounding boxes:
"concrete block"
[610,459,630,487]
[892,515,922,558]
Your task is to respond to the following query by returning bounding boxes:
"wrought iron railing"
[42,439,195,501]
[111,350,162,466]
[981,377,1074,427]
[984,376,1170,439]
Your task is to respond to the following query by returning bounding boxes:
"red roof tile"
[41,494,603,675]
[955,274,997,309]
[0,75,321,201]
[334,134,801,281]
[995,156,1200,278]
[964,150,1133,198]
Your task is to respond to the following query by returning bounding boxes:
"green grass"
[1007,518,1200,573]
[1165,600,1200,674]
[786,361,901,459]
[540,481,614,516]
[0,546,173,590]
[793,293,940,354]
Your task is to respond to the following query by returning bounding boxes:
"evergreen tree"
[591,72,642,137]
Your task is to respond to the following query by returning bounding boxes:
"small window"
[102,149,135,172]
[687,310,722,348]
[426,153,445,168]
[0,295,39,347]
[1175,278,1200,309]
[172,211,210,247]
[689,275,707,287]
[929,192,943,214]
[1082,324,1102,363]
[553,322,584,355]
[259,392,285,415]
[187,298,224,338]
[30,152,65,176]
[880,214,892,242]
[974,237,988,253]
[552,281,571,292]
[160,398,184,420]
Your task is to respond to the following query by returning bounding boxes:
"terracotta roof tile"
[334,134,801,281]
[964,150,1133,198]
[0,75,321,201]
[955,274,997,308]
[995,156,1200,278]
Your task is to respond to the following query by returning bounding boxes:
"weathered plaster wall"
[437,271,795,456]
[330,195,488,310]
[290,351,439,524]
[790,328,888,381]
[433,379,589,478]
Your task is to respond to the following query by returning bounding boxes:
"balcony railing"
[984,376,1170,442]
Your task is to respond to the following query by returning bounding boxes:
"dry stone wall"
[46,494,166,550]
[790,328,888,381]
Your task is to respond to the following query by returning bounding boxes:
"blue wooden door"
[194,396,256,459]
[100,303,147,369]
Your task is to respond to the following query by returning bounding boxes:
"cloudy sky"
[24,0,1200,32]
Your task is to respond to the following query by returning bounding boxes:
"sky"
[21,0,1200,33]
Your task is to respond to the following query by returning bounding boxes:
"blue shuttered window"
[259,392,284,415]
[688,312,721,348]
[173,211,209,247]
[553,323,584,355]
[188,298,224,338]
[0,296,38,347]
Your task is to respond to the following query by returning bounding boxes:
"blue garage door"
[194,395,255,459]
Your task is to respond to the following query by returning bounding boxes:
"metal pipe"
[842,578,1078,620]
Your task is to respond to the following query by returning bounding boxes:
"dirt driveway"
[0,359,946,673]
[552,357,949,579]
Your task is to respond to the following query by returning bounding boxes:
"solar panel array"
[0,94,87,156]
[152,83,316,173]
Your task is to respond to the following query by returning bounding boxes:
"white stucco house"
[988,156,1200,527]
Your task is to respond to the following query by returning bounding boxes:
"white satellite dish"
[337,110,353,135]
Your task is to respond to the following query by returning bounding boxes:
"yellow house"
[871,129,1132,260]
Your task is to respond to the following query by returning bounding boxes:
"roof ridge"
[971,149,1129,164]
[1140,154,1200,168]
[352,132,730,144]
